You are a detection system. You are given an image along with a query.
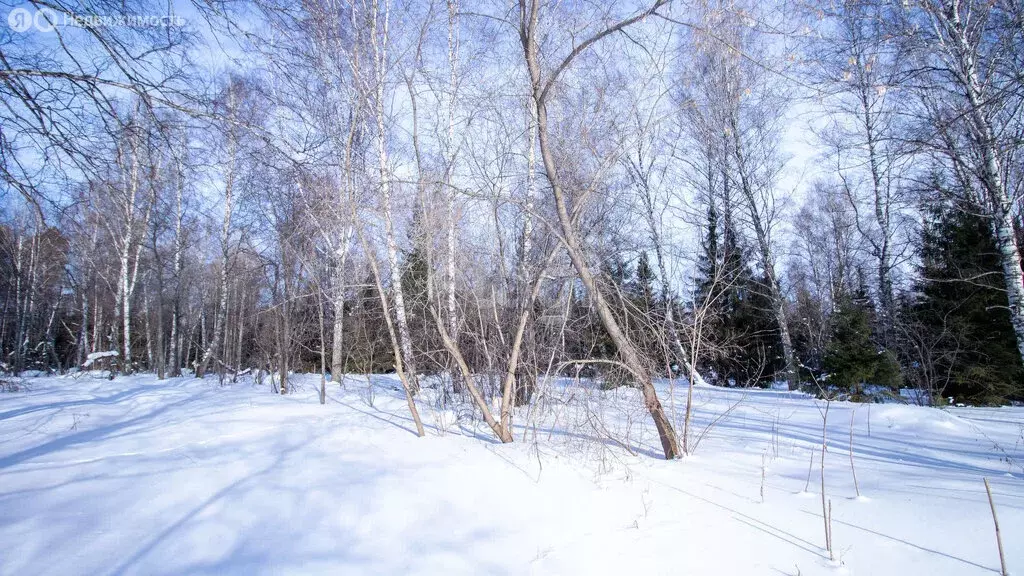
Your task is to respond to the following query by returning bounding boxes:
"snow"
[81,350,118,368]
[899,388,933,405]
[1,373,1021,575]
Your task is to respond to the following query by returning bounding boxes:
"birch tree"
[812,0,911,346]
[366,0,421,392]
[686,6,798,387]
[105,110,157,373]
[197,80,242,379]
[167,134,190,377]
[517,0,682,459]
[899,0,1024,366]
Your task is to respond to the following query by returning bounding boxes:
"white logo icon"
[7,7,32,32]
[33,7,56,32]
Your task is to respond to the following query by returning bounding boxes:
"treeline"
[6,182,1020,407]
[1,0,1022,454]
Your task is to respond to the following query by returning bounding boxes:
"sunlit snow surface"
[1,372,1021,575]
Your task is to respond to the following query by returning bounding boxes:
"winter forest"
[5,0,1024,429]
[1,0,1024,573]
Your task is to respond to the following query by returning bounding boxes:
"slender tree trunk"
[233,283,246,381]
[43,292,61,373]
[275,307,287,394]
[861,100,895,345]
[154,276,165,379]
[331,226,353,382]
[78,283,89,366]
[520,0,680,458]
[110,123,154,376]
[729,123,797,388]
[120,134,140,373]
[444,0,461,374]
[168,160,185,377]
[496,102,542,429]
[632,155,707,388]
[317,274,328,404]
[427,261,511,442]
[640,187,704,454]
[144,281,154,372]
[198,89,237,379]
[371,0,419,392]
[92,288,102,355]
[116,243,130,372]
[272,261,290,395]
[13,234,26,374]
[356,226,425,436]
[168,304,180,376]
[197,249,230,378]
[281,253,291,394]
[0,273,9,365]
[498,250,559,434]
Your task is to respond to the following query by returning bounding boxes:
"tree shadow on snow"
[0,390,222,470]
[799,509,1000,573]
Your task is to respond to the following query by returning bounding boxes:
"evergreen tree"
[789,274,828,376]
[693,202,727,382]
[911,195,1024,404]
[694,202,722,307]
[824,282,901,395]
[692,199,783,386]
[634,251,655,312]
[400,245,430,312]
[630,251,663,367]
[399,206,443,373]
[735,272,785,386]
[345,274,395,373]
[593,253,663,385]
[564,279,613,377]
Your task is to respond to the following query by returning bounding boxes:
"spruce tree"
[694,202,723,315]
[399,206,441,373]
[692,202,727,383]
[735,272,785,387]
[912,195,1024,404]
[692,200,783,386]
[824,283,901,395]
[592,253,663,386]
[635,251,655,312]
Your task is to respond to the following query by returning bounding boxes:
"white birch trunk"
[445,0,460,347]
[169,159,184,376]
[198,86,237,378]
[930,3,1024,366]
[331,225,353,382]
[371,0,418,391]
[730,124,797,387]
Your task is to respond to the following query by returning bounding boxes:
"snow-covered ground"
[1,372,1021,575]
